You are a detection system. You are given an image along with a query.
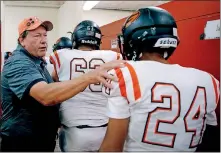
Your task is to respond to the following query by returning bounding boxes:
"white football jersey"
[44,56,54,76]
[50,49,122,127]
[102,61,219,152]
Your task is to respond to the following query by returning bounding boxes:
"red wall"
[100,19,125,52]
[101,1,220,80]
[160,1,220,81]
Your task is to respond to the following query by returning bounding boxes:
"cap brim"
[41,21,53,31]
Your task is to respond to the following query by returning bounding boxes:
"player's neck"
[78,46,93,51]
[140,52,169,64]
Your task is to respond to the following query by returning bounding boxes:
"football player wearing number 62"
[49,20,122,152]
[99,7,220,152]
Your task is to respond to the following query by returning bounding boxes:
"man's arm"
[99,118,129,152]
[30,60,125,106]
[30,74,90,106]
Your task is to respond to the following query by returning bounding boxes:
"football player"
[52,37,72,52]
[100,7,220,152]
[50,20,122,151]
[4,51,12,63]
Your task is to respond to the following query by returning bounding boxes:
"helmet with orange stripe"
[118,7,180,61]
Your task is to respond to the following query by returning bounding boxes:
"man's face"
[21,26,48,58]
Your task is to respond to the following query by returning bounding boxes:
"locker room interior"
[101,0,220,121]
[0,0,220,152]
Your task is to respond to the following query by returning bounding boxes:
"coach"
[0,16,124,152]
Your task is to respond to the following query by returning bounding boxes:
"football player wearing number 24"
[100,7,220,152]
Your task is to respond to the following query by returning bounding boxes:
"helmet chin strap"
[139,52,143,58]
[120,47,127,60]
[118,35,127,60]
[134,53,143,61]
[163,51,168,59]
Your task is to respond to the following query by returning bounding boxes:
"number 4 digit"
[184,87,207,148]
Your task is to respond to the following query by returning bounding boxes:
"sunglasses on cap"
[26,18,35,27]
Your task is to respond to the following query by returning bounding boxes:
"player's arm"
[99,97,130,152]
[197,75,220,152]
[99,118,129,152]
[204,75,220,126]
[196,123,220,152]
[99,68,130,152]
[197,110,220,152]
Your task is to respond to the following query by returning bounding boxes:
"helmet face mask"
[72,20,102,50]
[118,7,180,61]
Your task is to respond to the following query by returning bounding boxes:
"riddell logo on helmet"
[81,40,97,45]
[160,39,177,45]
[154,38,177,48]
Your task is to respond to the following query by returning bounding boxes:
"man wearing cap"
[0,16,124,151]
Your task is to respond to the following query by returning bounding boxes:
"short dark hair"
[18,31,28,44]
[77,44,97,50]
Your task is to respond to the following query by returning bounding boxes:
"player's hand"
[85,60,126,89]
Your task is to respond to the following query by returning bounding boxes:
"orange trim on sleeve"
[115,68,127,98]
[54,51,61,68]
[210,75,219,104]
[125,63,141,101]
[49,55,56,68]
